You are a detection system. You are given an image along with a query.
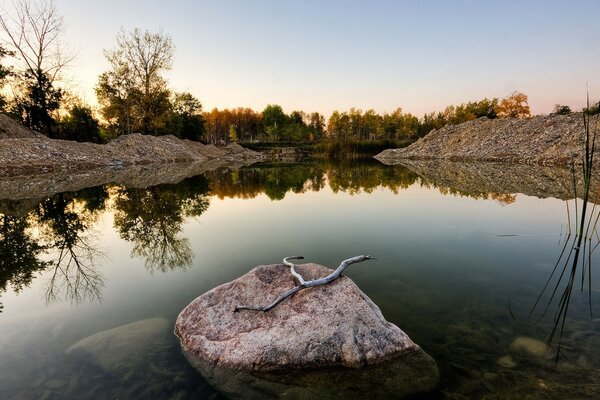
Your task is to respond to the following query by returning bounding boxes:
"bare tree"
[0,0,74,134]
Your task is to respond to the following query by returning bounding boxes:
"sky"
[19,0,600,116]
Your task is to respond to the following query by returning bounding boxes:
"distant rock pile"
[376,113,600,165]
[0,114,264,176]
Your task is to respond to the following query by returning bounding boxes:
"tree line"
[0,1,595,148]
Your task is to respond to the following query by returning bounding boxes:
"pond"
[0,159,598,399]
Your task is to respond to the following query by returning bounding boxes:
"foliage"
[58,104,101,142]
[0,0,73,135]
[583,102,600,116]
[204,107,262,144]
[0,44,14,112]
[553,104,572,115]
[10,70,63,135]
[495,91,531,118]
[167,92,205,141]
[97,28,174,136]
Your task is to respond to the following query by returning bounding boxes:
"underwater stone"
[66,318,172,375]
[510,337,551,358]
[497,355,517,368]
[176,263,439,398]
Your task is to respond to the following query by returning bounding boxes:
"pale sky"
[23,0,600,116]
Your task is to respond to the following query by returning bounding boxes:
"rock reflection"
[393,159,600,203]
[183,349,439,400]
[113,175,210,273]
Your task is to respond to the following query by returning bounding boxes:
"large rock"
[66,317,172,375]
[176,263,439,398]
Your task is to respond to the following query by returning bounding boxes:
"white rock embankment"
[0,114,263,176]
[376,113,600,165]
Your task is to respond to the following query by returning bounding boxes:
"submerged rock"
[510,336,552,359]
[176,263,439,398]
[497,355,517,368]
[66,318,172,375]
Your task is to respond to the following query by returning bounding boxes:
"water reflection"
[0,214,48,312]
[0,159,597,316]
[0,159,598,399]
[113,175,210,273]
[36,190,107,305]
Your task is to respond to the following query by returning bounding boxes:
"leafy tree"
[552,104,572,115]
[11,70,63,135]
[229,124,238,142]
[0,45,14,112]
[97,28,174,135]
[308,112,326,141]
[58,104,101,142]
[262,104,286,140]
[583,102,600,116]
[495,91,531,118]
[0,0,73,135]
[167,92,205,141]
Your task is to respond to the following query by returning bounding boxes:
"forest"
[0,1,595,153]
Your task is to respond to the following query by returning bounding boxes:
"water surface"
[0,160,598,399]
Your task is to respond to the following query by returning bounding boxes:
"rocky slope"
[376,113,600,165]
[0,115,263,176]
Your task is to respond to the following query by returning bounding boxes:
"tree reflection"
[113,175,210,273]
[207,160,417,201]
[35,189,108,305]
[0,214,48,312]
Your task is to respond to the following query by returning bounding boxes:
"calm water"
[0,160,598,399]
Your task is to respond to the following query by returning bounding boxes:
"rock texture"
[375,113,600,165]
[176,263,439,398]
[0,116,263,176]
[0,114,45,139]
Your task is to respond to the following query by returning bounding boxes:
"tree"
[262,104,286,141]
[553,104,572,115]
[496,91,531,118]
[228,124,237,142]
[308,112,325,141]
[0,0,73,135]
[0,44,14,112]
[97,28,174,135]
[168,92,205,141]
[59,104,101,142]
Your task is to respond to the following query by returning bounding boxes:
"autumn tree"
[308,112,326,142]
[97,28,174,135]
[0,0,73,135]
[495,91,531,118]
